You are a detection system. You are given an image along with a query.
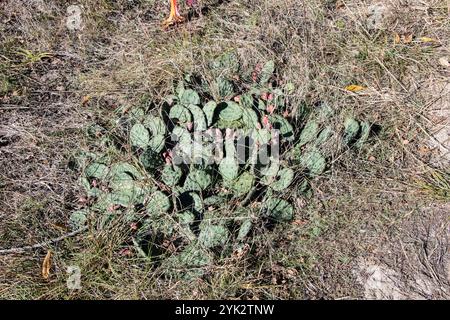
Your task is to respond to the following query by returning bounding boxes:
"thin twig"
[0,226,88,255]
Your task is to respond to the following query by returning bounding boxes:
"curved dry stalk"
[0,227,88,255]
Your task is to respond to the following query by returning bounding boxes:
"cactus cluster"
[72,53,374,278]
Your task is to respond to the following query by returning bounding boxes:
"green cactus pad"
[211,51,239,74]
[298,120,319,147]
[172,126,191,145]
[219,157,239,181]
[169,104,192,124]
[217,77,234,98]
[175,80,185,96]
[146,191,171,214]
[356,121,370,148]
[148,134,165,153]
[69,209,88,231]
[93,186,143,210]
[259,60,275,85]
[263,198,294,222]
[109,162,142,180]
[87,187,102,198]
[270,167,294,191]
[187,104,207,131]
[177,211,195,226]
[343,117,360,145]
[161,165,182,187]
[260,160,280,183]
[257,98,266,110]
[216,118,244,130]
[198,224,229,248]
[231,171,255,196]
[284,82,295,94]
[203,195,227,206]
[297,179,311,197]
[272,88,285,108]
[188,192,203,212]
[143,115,165,136]
[173,242,213,272]
[300,148,326,176]
[85,162,108,180]
[315,126,333,146]
[115,181,147,205]
[269,115,294,141]
[130,123,150,149]
[172,126,192,158]
[239,93,254,109]
[251,129,271,146]
[179,88,200,106]
[237,219,252,241]
[176,211,196,239]
[203,101,217,126]
[140,148,163,173]
[219,101,242,122]
[140,213,174,237]
[242,108,259,129]
[184,169,212,192]
[79,177,91,191]
[108,171,134,189]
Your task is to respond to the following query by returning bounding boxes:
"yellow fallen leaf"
[419,37,436,43]
[42,250,52,280]
[345,85,365,92]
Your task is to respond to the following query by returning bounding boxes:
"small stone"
[439,57,450,68]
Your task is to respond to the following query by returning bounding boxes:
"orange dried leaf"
[403,34,413,43]
[42,250,52,280]
[394,33,401,44]
[345,84,365,92]
[292,219,307,226]
[81,95,91,106]
[417,145,430,156]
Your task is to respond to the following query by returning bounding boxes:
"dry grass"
[1,0,449,299]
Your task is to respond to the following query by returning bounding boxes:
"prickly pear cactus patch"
[72,52,375,279]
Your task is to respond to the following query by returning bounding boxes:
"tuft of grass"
[415,170,450,200]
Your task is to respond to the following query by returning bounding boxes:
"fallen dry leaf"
[81,95,91,106]
[403,34,413,44]
[394,33,401,44]
[345,84,365,92]
[335,0,345,9]
[419,37,436,43]
[292,219,307,226]
[417,145,431,156]
[42,250,52,280]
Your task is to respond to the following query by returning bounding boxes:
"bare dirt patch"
[356,204,450,299]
